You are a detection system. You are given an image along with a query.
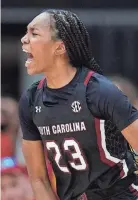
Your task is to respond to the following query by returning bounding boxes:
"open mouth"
[22,49,34,66]
[27,53,33,61]
[25,53,34,67]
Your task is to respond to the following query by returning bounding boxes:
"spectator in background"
[1,158,34,200]
[1,96,19,158]
[1,109,15,158]
[1,96,25,164]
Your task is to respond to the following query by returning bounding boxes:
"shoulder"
[19,81,42,141]
[86,72,128,119]
[19,81,40,108]
[86,72,121,100]
[88,72,116,89]
[19,80,41,124]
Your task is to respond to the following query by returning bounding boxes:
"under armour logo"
[71,101,81,113]
[35,106,41,113]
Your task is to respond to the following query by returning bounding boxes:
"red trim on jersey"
[37,78,45,89]
[78,193,88,200]
[84,71,95,86]
[95,118,115,166]
[129,185,138,197]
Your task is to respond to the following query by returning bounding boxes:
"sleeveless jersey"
[31,68,135,200]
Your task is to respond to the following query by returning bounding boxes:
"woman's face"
[21,12,62,75]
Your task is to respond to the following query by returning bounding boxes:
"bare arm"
[122,119,138,152]
[22,139,59,200]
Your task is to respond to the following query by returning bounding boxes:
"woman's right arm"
[22,139,58,200]
[19,91,58,200]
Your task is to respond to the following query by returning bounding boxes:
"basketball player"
[19,10,138,200]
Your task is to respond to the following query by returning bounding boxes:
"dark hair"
[44,9,103,74]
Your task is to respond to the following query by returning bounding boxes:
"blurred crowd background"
[1,1,138,200]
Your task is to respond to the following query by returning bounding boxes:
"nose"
[21,33,29,44]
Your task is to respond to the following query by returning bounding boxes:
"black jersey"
[19,67,138,200]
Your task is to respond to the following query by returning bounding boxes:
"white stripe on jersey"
[100,120,129,178]
[131,183,138,190]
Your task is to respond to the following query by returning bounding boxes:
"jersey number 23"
[46,138,88,173]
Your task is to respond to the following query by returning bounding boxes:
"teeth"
[22,49,29,53]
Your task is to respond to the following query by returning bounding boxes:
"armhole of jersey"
[37,78,45,89]
[84,71,95,86]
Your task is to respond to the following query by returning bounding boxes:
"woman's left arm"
[122,119,138,152]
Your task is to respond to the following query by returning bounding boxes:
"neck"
[44,61,77,89]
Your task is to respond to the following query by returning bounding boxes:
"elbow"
[129,144,138,155]
[129,142,138,154]
[129,144,138,156]
[31,177,51,189]
[133,148,138,154]
[30,176,45,183]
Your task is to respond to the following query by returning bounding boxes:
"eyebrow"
[27,25,39,31]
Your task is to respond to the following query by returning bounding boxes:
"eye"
[32,32,38,36]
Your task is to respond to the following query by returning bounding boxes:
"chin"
[27,68,40,75]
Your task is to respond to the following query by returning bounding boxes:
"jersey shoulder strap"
[37,70,94,89]
[37,77,45,89]
[83,70,95,86]
[26,78,45,109]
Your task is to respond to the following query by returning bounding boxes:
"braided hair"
[45,9,103,74]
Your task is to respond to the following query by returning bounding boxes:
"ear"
[54,41,66,56]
